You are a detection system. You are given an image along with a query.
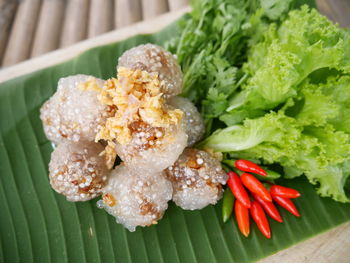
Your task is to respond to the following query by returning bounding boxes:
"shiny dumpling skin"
[167,96,205,146]
[97,165,173,231]
[115,119,188,173]
[165,148,227,210]
[49,140,109,202]
[117,44,183,98]
[40,75,111,143]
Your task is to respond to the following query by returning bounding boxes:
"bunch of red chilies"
[225,160,301,239]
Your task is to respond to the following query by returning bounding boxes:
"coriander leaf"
[202,88,228,119]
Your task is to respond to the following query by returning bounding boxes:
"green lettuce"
[291,82,340,126]
[226,6,349,117]
[203,6,350,203]
[203,112,350,202]
[323,76,350,133]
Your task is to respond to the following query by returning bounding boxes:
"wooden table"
[0,1,349,262]
[0,0,189,67]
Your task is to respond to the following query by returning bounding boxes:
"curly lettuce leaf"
[321,76,350,133]
[226,6,349,119]
[292,82,340,126]
[219,108,265,126]
[305,164,350,203]
[303,126,350,165]
[203,111,350,202]
[202,112,301,152]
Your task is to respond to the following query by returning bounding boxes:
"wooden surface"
[0,1,350,263]
[0,7,190,82]
[0,0,17,61]
[261,222,350,263]
[0,0,189,67]
[1,0,41,66]
[317,0,350,28]
[30,0,65,57]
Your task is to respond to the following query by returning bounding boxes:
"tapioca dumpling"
[49,140,109,202]
[167,96,205,146]
[40,75,112,143]
[115,119,188,173]
[97,165,173,232]
[117,44,183,98]
[165,148,227,210]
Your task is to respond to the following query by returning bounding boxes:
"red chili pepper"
[227,171,251,208]
[240,173,272,202]
[235,160,267,177]
[252,193,283,223]
[270,185,301,199]
[272,195,300,217]
[235,199,250,237]
[250,201,271,239]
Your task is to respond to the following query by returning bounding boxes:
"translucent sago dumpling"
[97,165,173,231]
[96,68,187,172]
[165,148,227,210]
[115,118,188,172]
[40,75,113,143]
[117,44,183,98]
[49,140,109,201]
[168,96,205,146]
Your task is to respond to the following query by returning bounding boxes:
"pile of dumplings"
[40,44,227,231]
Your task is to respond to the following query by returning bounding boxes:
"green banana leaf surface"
[1,10,350,263]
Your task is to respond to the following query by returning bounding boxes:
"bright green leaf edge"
[2,5,350,263]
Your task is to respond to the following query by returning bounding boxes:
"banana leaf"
[1,4,350,263]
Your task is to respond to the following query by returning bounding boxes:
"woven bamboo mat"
[0,0,188,67]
